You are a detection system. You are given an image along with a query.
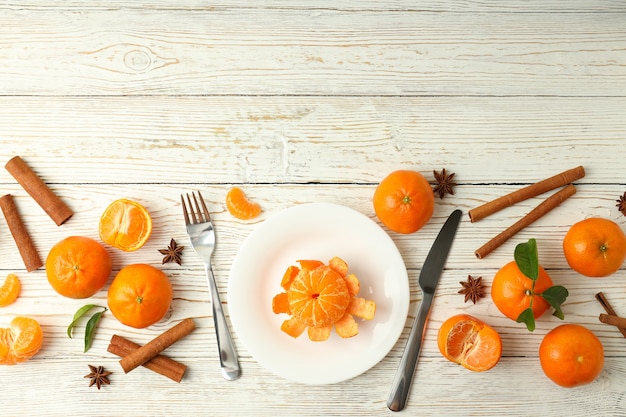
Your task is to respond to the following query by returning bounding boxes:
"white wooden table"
[1,2,626,416]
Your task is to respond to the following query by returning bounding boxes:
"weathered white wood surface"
[1,2,625,416]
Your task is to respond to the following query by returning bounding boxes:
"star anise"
[458,275,487,304]
[84,365,112,390]
[617,192,626,216]
[159,238,184,265]
[433,168,457,199]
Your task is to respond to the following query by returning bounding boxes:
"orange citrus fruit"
[226,187,261,220]
[99,198,152,252]
[272,257,376,341]
[0,274,21,307]
[0,316,44,365]
[288,265,351,328]
[563,217,626,277]
[437,314,502,372]
[373,170,434,234]
[46,236,112,299]
[539,324,604,387]
[107,264,173,329]
[491,260,553,321]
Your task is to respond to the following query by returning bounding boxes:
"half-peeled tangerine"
[437,314,502,372]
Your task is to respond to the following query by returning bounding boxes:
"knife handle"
[387,291,434,412]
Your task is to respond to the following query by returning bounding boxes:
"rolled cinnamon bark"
[475,184,576,259]
[469,166,585,223]
[119,318,196,374]
[5,156,73,226]
[599,313,626,329]
[0,194,43,271]
[108,335,187,382]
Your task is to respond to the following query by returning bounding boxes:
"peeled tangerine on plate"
[272,257,376,342]
[0,316,44,365]
[438,314,502,372]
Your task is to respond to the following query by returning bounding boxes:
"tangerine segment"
[99,198,152,252]
[226,187,261,220]
[288,266,351,328]
[438,314,502,372]
[0,317,43,365]
[0,274,21,307]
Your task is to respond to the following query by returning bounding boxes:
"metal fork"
[181,191,241,381]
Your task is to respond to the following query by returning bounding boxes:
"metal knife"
[387,209,462,412]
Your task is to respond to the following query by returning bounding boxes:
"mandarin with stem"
[373,170,434,234]
[539,324,604,387]
[46,236,112,299]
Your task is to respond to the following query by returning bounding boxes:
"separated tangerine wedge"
[226,187,261,220]
[99,198,152,252]
[0,316,43,365]
[0,274,21,307]
[438,314,502,372]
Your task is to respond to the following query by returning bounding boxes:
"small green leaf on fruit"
[514,238,539,281]
[541,285,569,320]
[516,307,536,332]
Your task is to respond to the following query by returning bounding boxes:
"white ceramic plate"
[227,202,409,385]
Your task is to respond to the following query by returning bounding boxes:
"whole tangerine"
[563,217,626,277]
[539,323,604,387]
[373,170,434,234]
[107,264,173,329]
[46,236,112,299]
[491,260,553,322]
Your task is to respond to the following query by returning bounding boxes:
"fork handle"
[204,264,241,381]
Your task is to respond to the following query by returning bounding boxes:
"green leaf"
[540,285,569,320]
[67,304,99,338]
[514,238,539,281]
[84,308,107,353]
[516,307,536,332]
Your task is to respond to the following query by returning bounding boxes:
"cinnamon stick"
[0,194,43,271]
[119,318,196,374]
[595,292,626,338]
[475,184,576,259]
[599,313,626,329]
[108,334,187,382]
[5,156,73,226]
[468,166,585,223]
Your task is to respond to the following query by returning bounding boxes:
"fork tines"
[181,191,211,224]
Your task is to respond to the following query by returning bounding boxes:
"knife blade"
[387,209,462,412]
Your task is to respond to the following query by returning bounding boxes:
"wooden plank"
[1,10,626,96]
[0,97,624,183]
[5,1,626,12]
